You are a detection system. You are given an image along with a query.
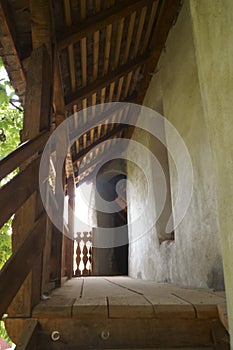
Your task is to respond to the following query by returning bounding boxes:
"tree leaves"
[0,63,23,265]
[0,320,11,345]
[0,219,12,270]
[0,104,23,159]
[0,53,22,348]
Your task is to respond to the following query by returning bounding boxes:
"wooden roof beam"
[58,0,155,50]
[0,0,26,98]
[30,0,52,53]
[75,143,126,185]
[74,171,94,188]
[65,52,148,108]
[73,124,129,164]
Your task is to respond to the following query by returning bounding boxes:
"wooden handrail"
[0,156,41,229]
[0,129,50,182]
[0,213,46,319]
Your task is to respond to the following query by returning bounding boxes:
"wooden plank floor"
[33,276,227,321]
[31,277,229,349]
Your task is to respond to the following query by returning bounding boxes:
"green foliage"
[0,57,23,264]
[0,58,12,105]
[0,56,23,346]
[0,58,23,160]
[0,104,23,158]
[0,218,12,270]
[0,319,11,345]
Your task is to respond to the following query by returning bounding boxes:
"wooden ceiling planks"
[65,52,148,108]
[64,0,76,95]
[62,0,159,124]
[57,0,155,50]
[142,0,158,52]
[132,6,147,58]
[0,0,181,187]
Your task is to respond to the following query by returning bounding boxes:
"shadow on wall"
[207,255,225,291]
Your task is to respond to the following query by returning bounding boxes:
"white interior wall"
[189,0,233,343]
[127,0,224,290]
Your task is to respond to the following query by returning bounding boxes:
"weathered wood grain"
[58,0,154,50]
[0,130,50,182]
[0,214,46,319]
[15,319,39,350]
[0,156,41,229]
[65,53,148,107]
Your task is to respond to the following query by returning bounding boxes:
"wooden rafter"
[74,127,135,185]
[0,0,20,56]
[73,124,129,164]
[141,0,158,52]
[114,17,124,69]
[53,52,66,122]
[75,169,97,188]
[70,96,137,143]
[65,52,148,107]
[132,6,147,58]
[0,0,26,98]
[123,11,136,64]
[64,0,76,93]
[75,147,123,186]
[58,0,154,50]
[100,23,112,104]
[30,0,52,53]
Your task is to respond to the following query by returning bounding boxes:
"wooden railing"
[0,129,50,182]
[0,156,41,228]
[0,214,46,319]
[74,231,93,276]
[0,129,51,229]
[0,130,50,319]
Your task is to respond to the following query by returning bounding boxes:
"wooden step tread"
[32,277,226,321]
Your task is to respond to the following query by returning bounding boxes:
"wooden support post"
[29,0,54,295]
[61,174,75,280]
[50,0,76,281]
[8,45,52,317]
[66,175,75,279]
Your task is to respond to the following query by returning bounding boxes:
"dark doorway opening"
[93,169,128,276]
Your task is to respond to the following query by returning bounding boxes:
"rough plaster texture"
[127,0,224,291]
[189,1,233,345]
